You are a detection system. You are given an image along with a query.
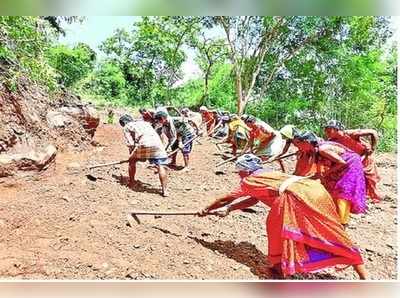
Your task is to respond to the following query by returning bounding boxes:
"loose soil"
[0,124,397,280]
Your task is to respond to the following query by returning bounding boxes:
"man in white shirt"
[119,114,169,197]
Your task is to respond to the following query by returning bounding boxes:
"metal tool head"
[86,174,97,181]
[131,213,141,224]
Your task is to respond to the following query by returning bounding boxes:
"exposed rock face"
[0,145,57,177]
[0,79,100,178]
[46,106,100,137]
[46,111,73,128]
[58,105,100,137]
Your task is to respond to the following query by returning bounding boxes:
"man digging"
[119,114,169,197]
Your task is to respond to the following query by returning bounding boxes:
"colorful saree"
[229,171,363,277]
[329,134,381,203]
[294,141,367,215]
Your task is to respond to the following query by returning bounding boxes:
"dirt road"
[0,124,397,279]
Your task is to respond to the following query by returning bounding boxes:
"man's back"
[124,120,164,148]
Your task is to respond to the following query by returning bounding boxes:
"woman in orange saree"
[198,154,367,279]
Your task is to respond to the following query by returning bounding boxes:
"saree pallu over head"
[239,171,363,277]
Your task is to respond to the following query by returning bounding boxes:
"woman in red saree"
[324,120,381,203]
[292,131,367,226]
[198,154,367,279]
[199,106,217,135]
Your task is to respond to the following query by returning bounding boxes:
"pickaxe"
[129,207,257,224]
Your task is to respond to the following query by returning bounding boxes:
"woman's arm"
[198,185,248,216]
[242,135,254,153]
[272,140,291,161]
[198,194,238,216]
[346,129,379,151]
[319,145,348,177]
[212,197,259,217]
[188,119,200,134]
[226,197,259,212]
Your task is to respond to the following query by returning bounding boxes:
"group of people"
[118,104,382,279]
[119,106,201,197]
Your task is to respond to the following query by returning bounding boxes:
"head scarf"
[293,131,319,146]
[220,115,231,123]
[325,119,345,131]
[280,125,296,140]
[154,110,168,120]
[119,114,134,127]
[199,106,208,112]
[181,108,190,114]
[235,154,263,173]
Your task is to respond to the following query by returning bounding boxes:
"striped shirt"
[172,117,195,139]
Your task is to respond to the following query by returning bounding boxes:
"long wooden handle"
[167,134,200,157]
[131,211,198,216]
[262,152,297,164]
[198,118,214,131]
[215,155,240,167]
[89,159,129,169]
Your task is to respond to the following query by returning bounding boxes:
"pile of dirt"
[0,78,99,177]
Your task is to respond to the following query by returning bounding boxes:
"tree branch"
[259,27,333,97]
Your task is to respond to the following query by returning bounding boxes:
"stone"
[0,144,57,177]
[129,199,139,205]
[61,196,70,202]
[46,111,73,128]
[67,162,80,170]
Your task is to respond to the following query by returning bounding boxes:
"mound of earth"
[0,79,99,178]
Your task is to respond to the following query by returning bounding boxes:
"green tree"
[0,16,82,91]
[47,43,96,88]
[194,34,228,104]
[99,16,200,105]
[91,60,127,98]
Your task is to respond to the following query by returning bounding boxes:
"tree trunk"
[238,97,247,115]
[202,65,211,104]
[235,70,245,115]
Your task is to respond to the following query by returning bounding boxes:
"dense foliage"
[0,16,396,151]
[47,43,96,87]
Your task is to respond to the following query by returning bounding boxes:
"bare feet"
[269,264,283,278]
[128,180,140,189]
[353,264,368,280]
[181,167,190,173]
